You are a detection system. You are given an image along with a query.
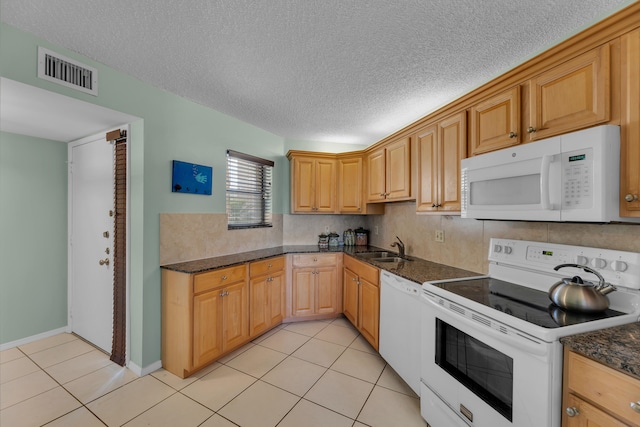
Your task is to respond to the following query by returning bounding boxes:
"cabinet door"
[343,267,359,325]
[563,394,628,427]
[530,44,610,141]
[249,275,269,337]
[366,148,386,202]
[385,137,411,200]
[193,290,223,367]
[315,158,337,212]
[338,156,363,213]
[416,124,438,212]
[469,86,520,155]
[222,281,248,351]
[268,271,285,327]
[292,268,315,317]
[316,266,338,314]
[291,157,315,212]
[358,278,379,350]
[439,111,467,211]
[621,29,640,216]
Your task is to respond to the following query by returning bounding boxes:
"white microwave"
[461,125,638,222]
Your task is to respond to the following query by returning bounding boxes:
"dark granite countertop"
[560,322,640,380]
[161,245,478,284]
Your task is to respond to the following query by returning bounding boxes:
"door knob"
[99,258,110,266]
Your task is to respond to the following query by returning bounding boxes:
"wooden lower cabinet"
[162,265,249,378]
[249,256,285,337]
[562,348,640,426]
[290,253,341,319]
[342,255,380,350]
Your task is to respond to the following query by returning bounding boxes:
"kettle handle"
[554,263,606,289]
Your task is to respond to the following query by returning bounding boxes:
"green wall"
[0,23,285,368]
[0,132,68,342]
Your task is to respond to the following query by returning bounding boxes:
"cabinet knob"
[221,275,227,280]
[220,291,229,297]
[313,258,317,262]
[625,194,639,202]
[267,263,272,268]
[565,407,579,417]
[631,401,640,413]
[99,258,110,266]
[527,126,537,133]
[380,193,385,197]
[352,277,357,281]
[509,131,517,138]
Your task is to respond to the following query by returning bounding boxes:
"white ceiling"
[0,0,635,145]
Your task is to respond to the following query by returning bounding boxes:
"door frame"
[67,124,131,363]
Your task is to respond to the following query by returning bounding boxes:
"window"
[226,150,274,229]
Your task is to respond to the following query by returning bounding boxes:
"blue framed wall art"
[172,160,212,195]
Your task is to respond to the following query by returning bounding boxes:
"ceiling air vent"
[38,47,98,96]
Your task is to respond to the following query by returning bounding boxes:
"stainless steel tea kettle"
[548,263,617,313]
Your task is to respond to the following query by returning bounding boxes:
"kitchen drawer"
[566,351,640,426]
[292,253,339,268]
[193,265,246,294]
[344,255,379,286]
[250,256,285,277]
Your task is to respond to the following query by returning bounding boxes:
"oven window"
[435,318,513,421]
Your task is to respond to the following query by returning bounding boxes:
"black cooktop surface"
[431,277,625,328]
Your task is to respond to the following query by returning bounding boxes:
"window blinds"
[226,150,274,229]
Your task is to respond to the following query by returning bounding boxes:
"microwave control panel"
[561,148,593,210]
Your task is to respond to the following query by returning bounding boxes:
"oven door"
[420,291,561,427]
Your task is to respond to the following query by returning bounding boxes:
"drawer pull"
[631,401,640,413]
[565,407,579,417]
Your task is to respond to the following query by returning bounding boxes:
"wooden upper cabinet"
[337,155,363,213]
[289,154,336,213]
[621,29,640,217]
[417,111,467,212]
[366,136,411,202]
[529,44,610,141]
[385,137,412,200]
[469,86,520,155]
[366,148,386,202]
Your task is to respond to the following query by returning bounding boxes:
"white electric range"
[420,238,640,427]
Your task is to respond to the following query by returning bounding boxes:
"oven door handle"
[423,296,549,357]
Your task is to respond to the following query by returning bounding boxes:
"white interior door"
[69,135,114,353]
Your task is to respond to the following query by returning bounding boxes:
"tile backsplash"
[160,205,639,270]
[366,202,640,274]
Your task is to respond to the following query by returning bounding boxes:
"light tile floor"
[0,317,427,427]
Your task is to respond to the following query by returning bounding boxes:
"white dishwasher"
[379,270,422,396]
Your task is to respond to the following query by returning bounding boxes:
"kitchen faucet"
[390,236,405,258]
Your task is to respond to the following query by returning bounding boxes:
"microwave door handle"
[540,154,553,210]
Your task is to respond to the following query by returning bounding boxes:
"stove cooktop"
[431,277,626,328]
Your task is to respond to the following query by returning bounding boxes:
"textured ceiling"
[1,0,634,145]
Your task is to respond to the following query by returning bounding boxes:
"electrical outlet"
[435,230,445,243]
[374,226,379,235]
[324,226,330,234]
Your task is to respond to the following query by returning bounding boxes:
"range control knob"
[494,245,503,253]
[576,255,589,266]
[590,258,607,269]
[611,260,628,272]
[504,246,513,255]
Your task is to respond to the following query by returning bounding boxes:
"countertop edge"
[560,322,640,380]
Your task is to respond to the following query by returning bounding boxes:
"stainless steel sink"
[357,251,392,259]
[372,256,410,263]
